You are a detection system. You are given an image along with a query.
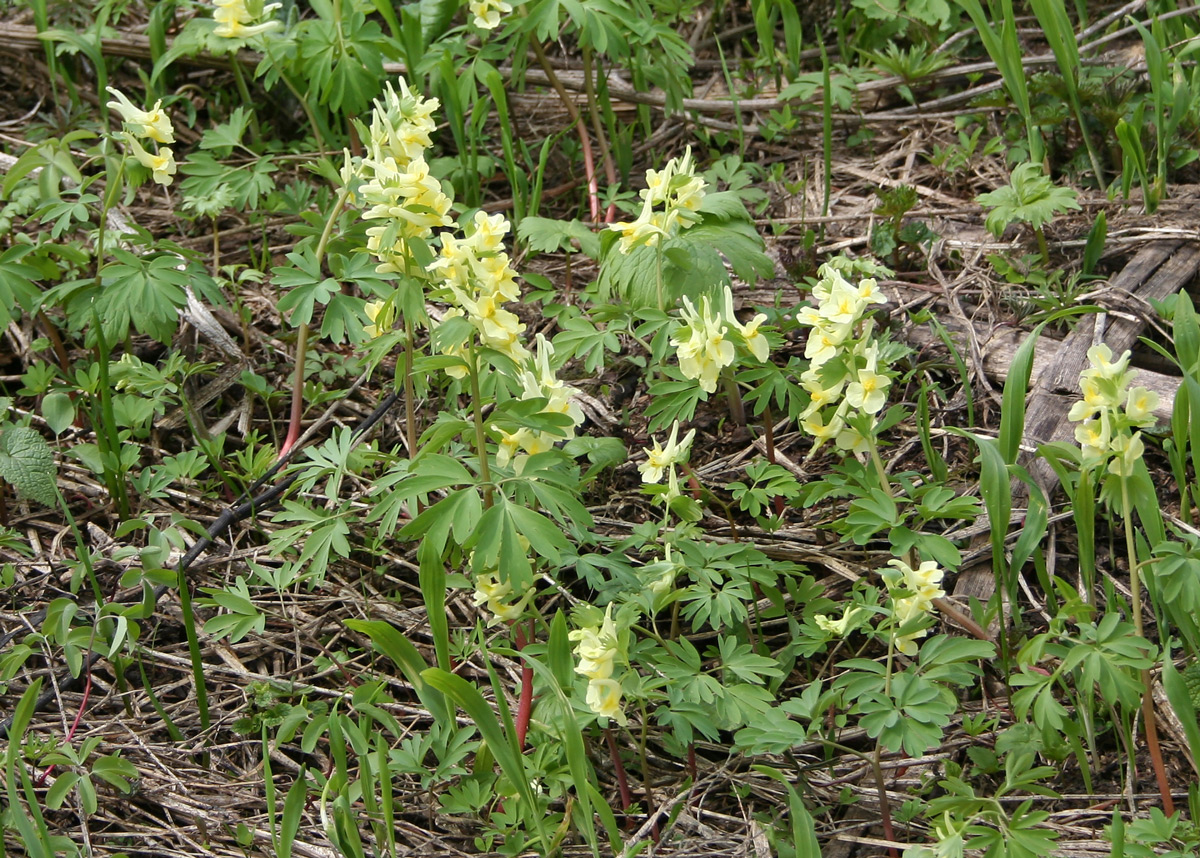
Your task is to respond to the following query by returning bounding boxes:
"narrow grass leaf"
[751,765,820,857]
[1161,657,1200,776]
[278,769,307,858]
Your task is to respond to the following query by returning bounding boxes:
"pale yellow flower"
[585,678,626,724]
[106,88,175,144]
[469,0,512,29]
[1074,418,1109,458]
[1108,431,1145,478]
[721,287,770,362]
[894,559,945,606]
[609,199,667,254]
[800,410,843,443]
[363,300,390,339]
[835,423,871,455]
[212,0,282,39]
[639,421,696,484]
[845,368,890,415]
[856,277,887,305]
[1084,344,1132,380]
[569,606,620,680]
[472,571,534,625]
[470,210,510,253]
[820,279,866,325]
[814,606,864,636]
[121,134,176,186]
[672,295,735,393]
[803,324,850,367]
[365,79,439,166]
[886,555,944,659]
[1125,387,1159,426]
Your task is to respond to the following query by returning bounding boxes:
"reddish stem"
[1143,672,1175,815]
[514,620,535,751]
[36,661,93,787]
[528,39,601,221]
[279,323,309,459]
[604,726,635,820]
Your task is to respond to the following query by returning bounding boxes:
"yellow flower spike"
[569,605,621,680]
[671,295,734,393]
[106,88,175,144]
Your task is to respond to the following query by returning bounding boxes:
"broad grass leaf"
[344,619,449,727]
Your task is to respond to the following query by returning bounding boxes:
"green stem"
[867,434,892,499]
[1035,226,1050,265]
[467,341,494,509]
[230,60,262,142]
[403,317,417,456]
[178,534,211,740]
[655,244,665,311]
[721,368,745,428]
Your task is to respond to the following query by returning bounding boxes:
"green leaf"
[978,162,1080,238]
[274,249,341,327]
[199,106,252,156]
[517,216,600,258]
[0,245,42,328]
[41,392,74,437]
[0,426,57,506]
[279,768,308,858]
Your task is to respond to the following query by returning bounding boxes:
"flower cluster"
[609,147,707,254]
[106,88,177,186]
[351,80,453,275]
[1068,344,1159,477]
[472,570,535,626]
[794,261,890,453]
[494,334,586,466]
[469,0,512,29]
[882,558,945,656]
[433,212,529,373]
[638,421,696,503]
[569,606,626,725]
[670,286,770,393]
[212,0,282,40]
